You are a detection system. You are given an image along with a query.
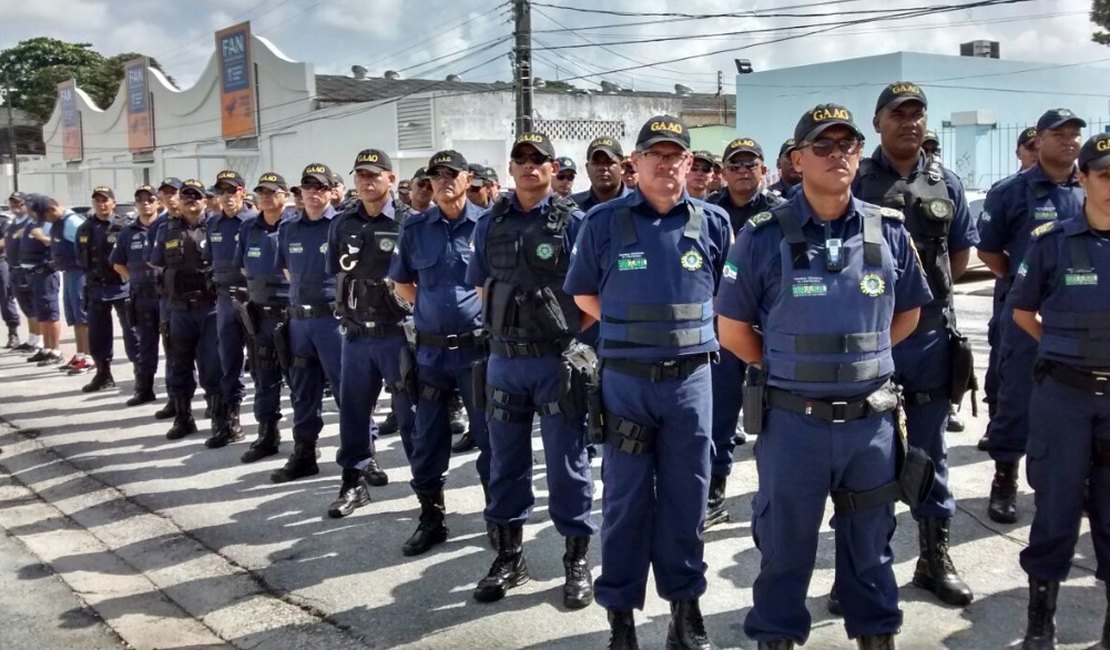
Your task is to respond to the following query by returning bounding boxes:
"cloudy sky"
[0,0,1106,95]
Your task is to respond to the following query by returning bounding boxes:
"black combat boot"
[702,473,730,532]
[241,420,280,463]
[665,598,713,649]
[402,489,448,556]
[989,460,1019,523]
[757,641,795,649]
[856,634,896,649]
[912,518,974,606]
[126,373,157,406]
[327,468,371,518]
[473,524,529,602]
[81,364,116,393]
[165,397,197,440]
[563,536,593,609]
[206,400,245,448]
[269,441,320,483]
[363,455,389,486]
[378,410,398,436]
[827,583,842,616]
[607,609,638,650]
[154,395,177,420]
[977,432,991,451]
[1022,578,1058,650]
[451,429,476,453]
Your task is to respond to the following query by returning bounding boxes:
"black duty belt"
[255,304,288,319]
[217,285,249,300]
[605,353,711,382]
[287,304,335,320]
[342,319,405,338]
[169,296,215,310]
[1043,362,1110,397]
[767,386,893,423]
[489,338,567,358]
[417,330,486,350]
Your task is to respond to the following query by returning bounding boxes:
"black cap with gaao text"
[351,149,393,173]
[875,81,927,114]
[510,132,556,160]
[636,115,690,151]
[1078,132,1110,172]
[794,104,863,145]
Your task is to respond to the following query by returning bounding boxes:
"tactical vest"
[334,210,406,322]
[243,220,289,307]
[598,203,716,358]
[19,219,50,268]
[50,212,81,271]
[79,216,125,286]
[1038,232,1110,369]
[858,157,955,322]
[208,212,247,288]
[762,204,897,390]
[5,217,22,266]
[163,218,213,301]
[482,196,579,340]
[125,224,156,288]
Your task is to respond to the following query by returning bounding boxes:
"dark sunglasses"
[800,138,862,157]
[555,173,575,181]
[300,183,329,192]
[512,153,551,166]
[691,163,713,173]
[724,160,761,172]
[181,192,204,202]
[135,196,157,204]
[212,185,240,196]
[414,179,432,189]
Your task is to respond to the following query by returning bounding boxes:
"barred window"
[534,119,625,141]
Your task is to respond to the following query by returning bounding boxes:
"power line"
[531,0,876,19]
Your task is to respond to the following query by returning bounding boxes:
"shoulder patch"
[747,212,774,228]
[879,206,904,221]
[1032,221,1061,239]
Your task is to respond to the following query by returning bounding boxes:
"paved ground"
[0,276,1104,649]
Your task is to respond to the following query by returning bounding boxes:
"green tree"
[0,38,175,123]
[1094,0,1110,44]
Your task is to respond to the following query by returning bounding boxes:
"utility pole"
[2,70,17,192]
[513,0,533,136]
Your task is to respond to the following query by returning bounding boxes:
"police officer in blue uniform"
[325,151,413,508]
[272,164,363,518]
[552,156,577,198]
[853,82,978,608]
[0,202,20,348]
[205,170,258,448]
[1009,133,1110,650]
[76,185,139,392]
[980,126,1040,446]
[149,179,221,441]
[149,178,185,420]
[6,193,39,352]
[234,172,293,463]
[565,115,730,649]
[768,139,802,199]
[703,137,786,530]
[717,104,933,649]
[389,150,492,554]
[20,195,61,362]
[110,185,162,406]
[466,132,595,606]
[571,137,632,212]
[978,108,1086,523]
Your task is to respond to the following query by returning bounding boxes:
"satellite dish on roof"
[384,70,402,80]
[351,65,368,79]
[674,84,693,96]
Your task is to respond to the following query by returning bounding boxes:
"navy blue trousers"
[167,304,220,400]
[408,355,490,492]
[338,332,413,470]
[988,309,1039,462]
[710,348,744,477]
[250,314,285,424]
[484,353,594,537]
[215,292,246,404]
[594,363,711,610]
[287,315,342,446]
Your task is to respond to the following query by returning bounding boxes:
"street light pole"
[2,70,18,192]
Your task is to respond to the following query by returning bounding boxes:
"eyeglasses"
[512,153,551,166]
[300,183,330,193]
[212,186,239,196]
[555,173,575,181]
[640,151,687,167]
[724,160,761,172]
[414,179,432,189]
[136,197,157,204]
[430,168,460,181]
[800,139,862,157]
[690,163,713,173]
[181,193,204,202]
